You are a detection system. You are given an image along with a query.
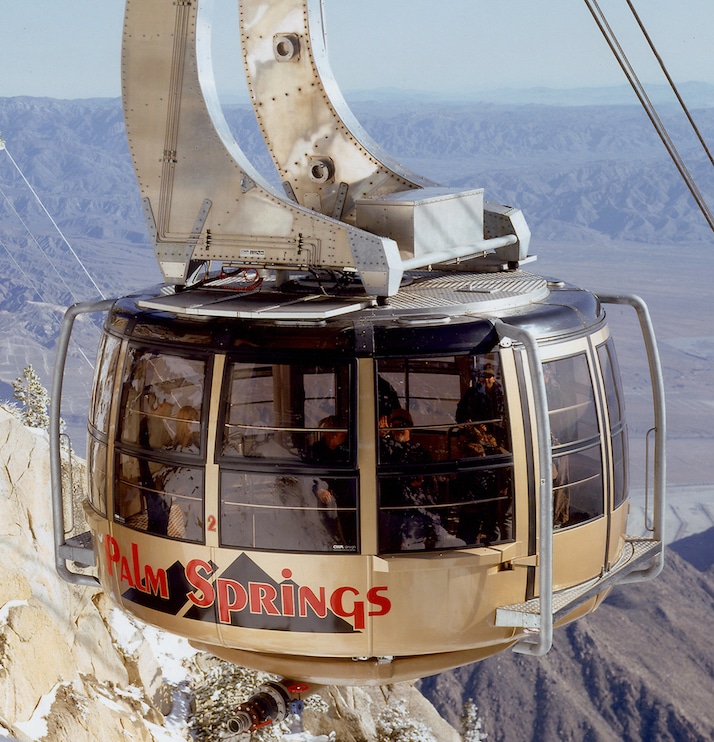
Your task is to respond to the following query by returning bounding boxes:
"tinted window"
[376,353,513,553]
[119,349,205,453]
[89,333,121,434]
[87,436,108,515]
[220,471,357,552]
[114,346,207,541]
[545,354,604,528]
[115,453,204,542]
[218,360,358,553]
[221,362,351,463]
[598,339,628,508]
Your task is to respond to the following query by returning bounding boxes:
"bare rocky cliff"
[0,406,173,740]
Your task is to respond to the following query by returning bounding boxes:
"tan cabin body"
[80,271,650,685]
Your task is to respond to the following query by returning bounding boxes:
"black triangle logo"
[184,553,357,633]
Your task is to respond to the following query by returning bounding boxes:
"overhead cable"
[2,145,107,298]
[624,0,714,169]
[583,0,714,232]
[0,181,80,303]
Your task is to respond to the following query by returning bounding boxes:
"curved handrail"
[50,299,115,587]
[493,319,553,656]
[596,292,666,581]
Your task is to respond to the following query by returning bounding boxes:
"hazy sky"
[0,0,712,99]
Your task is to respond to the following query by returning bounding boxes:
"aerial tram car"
[51,0,666,729]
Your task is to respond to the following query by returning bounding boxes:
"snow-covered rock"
[0,406,175,740]
[304,685,462,741]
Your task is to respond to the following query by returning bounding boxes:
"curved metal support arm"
[122,0,400,294]
[596,292,666,581]
[493,319,553,656]
[240,0,431,221]
[50,299,116,587]
[239,0,530,263]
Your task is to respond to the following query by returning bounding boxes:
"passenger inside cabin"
[455,363,507,448]
[174,405,200,452]
[377,375,401,431]
[380,409,464,551]
[453,429,500,545]
[305,415,355,547]
[306,415,349,465]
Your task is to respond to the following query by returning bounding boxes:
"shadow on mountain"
[419,548,714,741]
[669,526,714,572]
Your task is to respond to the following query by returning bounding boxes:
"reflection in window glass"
[545,353,603,528]
[611,429,628,509]
[597,340,625,428]
[378,466,513,552]
[544,355,598,445]
[552,446,603,527]
[219,360,357,553]
[114,346,206,542]
[87,436,108,514]
[115,453,204,542]
[222,362,351,462]
[89,333,121,434]
[220,471,358,552]
[376,353,514,553]
[377,355,509,464]
[598,340,628,509]
[119,349,205,453]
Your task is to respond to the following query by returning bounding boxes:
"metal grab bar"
[50,298,116,587]
[493,319,554,656]
[596,292,666,582]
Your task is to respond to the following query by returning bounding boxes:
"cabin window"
[220,472,357,552]
[114,346,207,542]
[87,332,121,514]
[220,361,352,463]
[544,353,604,528]
[119,348,205,453]
[219,360,358,553]
[87,436,108,515]
[89,332,121,435]
[114,454,204,541]
[376,353,513,553]
[597,339,628,508]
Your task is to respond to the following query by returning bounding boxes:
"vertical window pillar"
[205,354,226,548]
[357,358,378,554]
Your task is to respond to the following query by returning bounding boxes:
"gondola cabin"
[50,0,665,692]
[54,268,663,685]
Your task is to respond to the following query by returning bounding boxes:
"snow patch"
[0,600,28,628]
[14,682,65,740]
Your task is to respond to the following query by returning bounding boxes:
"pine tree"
[461,699,488,742]
[376,699,437,742]
[12,364,50,430]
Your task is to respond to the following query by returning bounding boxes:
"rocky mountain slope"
[0,405,174,741]
[419,545,714,741]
